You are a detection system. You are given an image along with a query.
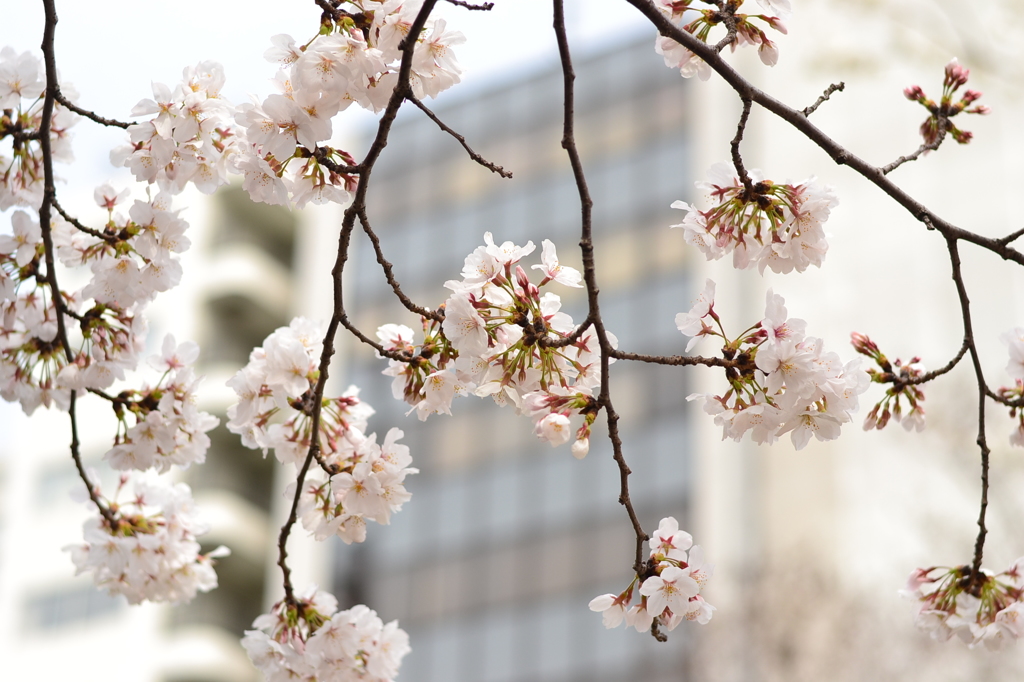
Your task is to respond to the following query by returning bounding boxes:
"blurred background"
[2,1,1024,681]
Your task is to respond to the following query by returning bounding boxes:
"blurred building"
[337,33,700,682]
[0,186,318,682]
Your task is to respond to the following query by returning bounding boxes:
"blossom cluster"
[0,46,79,210]
[682,280,868,449]
[654,0,791,80]
[242,586,410,682]
[64,473,228,605]
[111,62,240,196]
[590,517,715,633]
[1,186,200,418]
[850,332,927,432]
[671,162,838,274]
[227,317,417,544]
[101,335,220,473]
[904,58,989,146]
[237,1,464,207]
[0,47,225,604]
[379,233,607,458]
[113,2,466,210]
[903,559,1024,648]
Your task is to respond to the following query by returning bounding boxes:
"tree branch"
[621,0,1024,269]
[801,81,845,117]
[357,207,443,322]
[943,237,990,587]
[444,0,494,9]
[553,0,650,596]
[407,95,513,178]
[54,90,130,129]
[39,0,118,530]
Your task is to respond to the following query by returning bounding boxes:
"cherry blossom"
[903,559,1024,648]
[243,586,410,682]
[64,473,228,605]
[672,162,838,274]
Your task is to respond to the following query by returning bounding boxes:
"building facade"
[337,33,700,682]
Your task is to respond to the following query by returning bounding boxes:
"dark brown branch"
[54,90,129,129]
[553,0,650,597]
[277,450,317,605]
[610,350,739,368]
[621,0,1024,269]
[537,315,596,348]
[312,146,361,175]
[52,197,116,243]
[40,0,118,530]
[880,122,946,176]
[357,208,443,321]
[943,238,990,586]
[895,339,969,388]
[802,82,845,117]
[313,0,343,20]
[278,0,442,600]
[997,225,1024,247]
[407,95,513,178]
[730,96,753,193]
[445,0,494,8]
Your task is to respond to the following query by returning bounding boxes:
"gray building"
[337,33,699,682]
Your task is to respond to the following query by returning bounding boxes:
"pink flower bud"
[961,89,982,104]
[904,85,925,101]
[944,58,970,88]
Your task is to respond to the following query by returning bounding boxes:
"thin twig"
[40,0,118,530]
[537,315,596,348]
[277,0,441,601]
[407,95,513,178]
[54,90,129,129]
[943,237,990,586]
[357,208,444,321]
[730,96,754,194]
[554,0,650,603]
[277,450,317,605]
[445,0,495,8]
[880,121,947,175]
[802,82,845,117]
[997,225,1024,247]
[52,197,116,243]
[894,339,969,388]
[312,146,361,175]
[620,0,1024,268]
[610,350,739,369]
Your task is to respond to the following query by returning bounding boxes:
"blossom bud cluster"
[242,585,410,682]
[671,162,838,274]
[64,473,228,605]
[379,233,607,457]
[903,57,989,147]
[0,47,79,210]
[590,517,715,633]
[227,317,417,544]
[850,332,926,432]
[903,559,1024,649]
[654,0,790,80]
[682,281,868,449]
